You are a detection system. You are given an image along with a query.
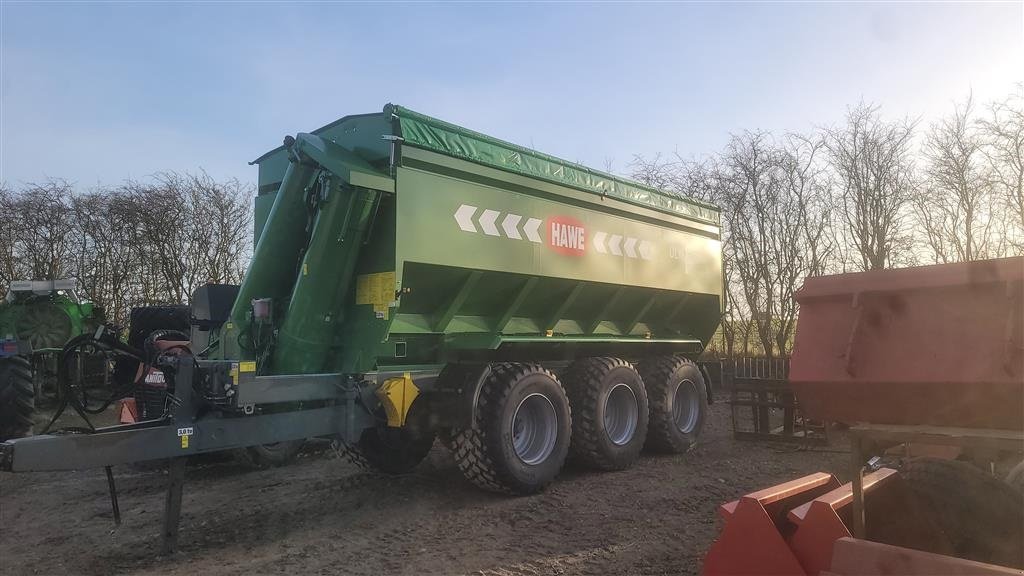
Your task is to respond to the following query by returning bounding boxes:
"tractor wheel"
[448,363,571,495]
[563,357,648,471]
[900,457,1024,568]
[236,440,305,469]
[337,424,436,474]
[637,356,707,453]
[0,356,34,441]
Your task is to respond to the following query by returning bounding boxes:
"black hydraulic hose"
[43,331,147,433]
[46,328,197,434]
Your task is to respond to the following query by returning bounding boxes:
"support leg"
[105,466,121,526]
[161,457,186,555]
[850,434,865,539]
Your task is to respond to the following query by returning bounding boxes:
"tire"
[337,425,436,474]
[900,457,1023,568]
[448,363,571,495]
[235,440,305,469]
[637,356,707,453]
[0,356,34,441]
[563,357,648,471]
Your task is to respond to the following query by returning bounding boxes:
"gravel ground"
[0,403,850,576]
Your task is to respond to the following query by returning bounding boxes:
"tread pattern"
[563,357,647,470]
[0,356,34,441]
[900,457,1024,568]
[447,362,567,495]
[235,440,305,469]
[334,428,436,474]
[638,356,703,453]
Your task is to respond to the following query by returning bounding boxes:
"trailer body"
[221,104,722,377]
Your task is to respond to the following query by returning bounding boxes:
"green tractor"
[0,279,107,440]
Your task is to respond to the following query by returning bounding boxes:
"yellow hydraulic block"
[376,372,420,427]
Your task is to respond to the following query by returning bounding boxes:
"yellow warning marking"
[376,372,419,427]
[356,271,397,313]
[181,435,189,449]
[239,361,257,373]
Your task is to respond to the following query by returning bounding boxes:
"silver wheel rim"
[604,383,639,446]
[511,393,558,465]
[672,379,700,434]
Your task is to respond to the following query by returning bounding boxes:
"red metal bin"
[789,257,1024,431]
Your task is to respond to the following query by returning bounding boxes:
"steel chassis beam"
[0,356,377,553]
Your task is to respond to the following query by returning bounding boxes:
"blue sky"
[1,2,1021,188]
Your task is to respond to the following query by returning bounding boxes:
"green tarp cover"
[387,105,720,225]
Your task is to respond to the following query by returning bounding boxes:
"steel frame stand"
[161,457,187,554]
[848,423,1024,539]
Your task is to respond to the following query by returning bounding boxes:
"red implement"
[789,257,1024,430]
[704,470,956,576]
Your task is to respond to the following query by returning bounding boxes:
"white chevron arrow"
[638,240,654,260]
[479,209,500,236]
[502,214,522,239]
[593,231,607,253]
[524,218,543,243]
[623,237,638,258]
[608,234,623,256]
[454,204,478,233]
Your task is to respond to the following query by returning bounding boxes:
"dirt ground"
[0,403,850,576]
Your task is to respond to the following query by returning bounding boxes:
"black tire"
[337,425,436,474]
[448,363,571,495]
[563,357,648,471]
[0,356,34,441]
[637,356,707,453]
[900,457,1023,568]
[235,440,305,469]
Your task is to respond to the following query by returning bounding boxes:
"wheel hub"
[511,393,558,465]
[672,379,700,434]
[604,383,639,445]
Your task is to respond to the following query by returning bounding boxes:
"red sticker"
[548,216,586,256]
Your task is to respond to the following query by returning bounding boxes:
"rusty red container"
[789,257,1024,431]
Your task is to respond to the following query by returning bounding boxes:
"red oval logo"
[548,216,586,256]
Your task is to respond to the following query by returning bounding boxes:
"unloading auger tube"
[0,104,724,553]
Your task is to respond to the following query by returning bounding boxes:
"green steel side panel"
[393,166,722,296]
[388,104,720,224]
[255,149,290,195]
[253,193,275,248]
[390,264,721,346]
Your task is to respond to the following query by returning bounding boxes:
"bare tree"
[914,96,1003,262]
[0,173,254,328]
[0,185,19,288]
[8,180,79,280]
[713,131,833,357]
[979,86,1024,252]
[825,102,917,270]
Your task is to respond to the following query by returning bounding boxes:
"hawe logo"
[548,216,586,256]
